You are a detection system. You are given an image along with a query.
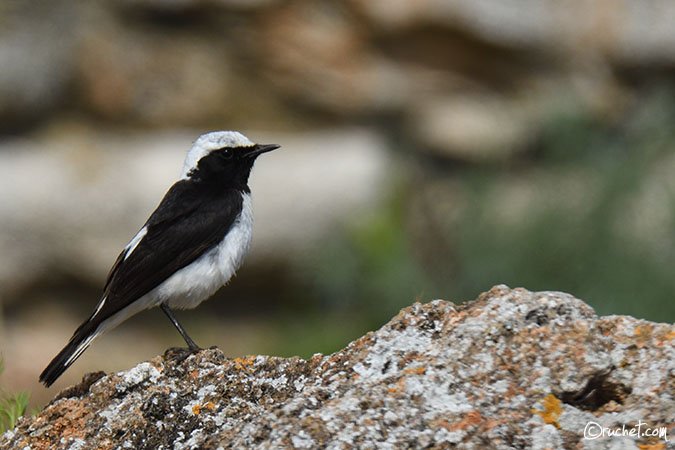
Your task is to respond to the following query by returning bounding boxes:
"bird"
[39,131,280,387]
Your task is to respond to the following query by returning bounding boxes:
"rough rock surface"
[2,286,673,449]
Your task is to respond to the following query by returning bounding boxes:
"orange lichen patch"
[387,377,407,395]
[387,368,426,395]
[520,327,550,338]
[96,439,115,450]
[403,366,426,376]
[658,330,675,346]
[190,370,200,379]
[461,411,483,428]
[433,411,484,432]
[431,419,454,431]
[532,394,562,428]
[399,351,423,367]
[344,334,372,352]
[47,400,91,440]
[17,400,109,450]
[634,324,654,348]
[598,321,616,337]
[484,418,508,431]
[634,324,654,336]
[443,312,465,330]
[505,382,525,399]
[233,355,256,371]
[638,443,666,450]
[192,401,216,415]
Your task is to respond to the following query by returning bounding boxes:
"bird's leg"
[160,303,201,351]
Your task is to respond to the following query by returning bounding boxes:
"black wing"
[97,181,243,319]
[40,182,243,386]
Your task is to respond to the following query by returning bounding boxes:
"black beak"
[246,143,280,158]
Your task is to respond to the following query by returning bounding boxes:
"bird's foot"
[164,345,202,364]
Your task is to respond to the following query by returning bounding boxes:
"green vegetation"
[452,89,675,321]
[0,359,30,434]
[307,88,675,337]
[307,189,437,332]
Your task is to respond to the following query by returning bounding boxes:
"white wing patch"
[124,226,148,261]
[92,295,107,317]
[88,227,147,319]
[64,331,99,367]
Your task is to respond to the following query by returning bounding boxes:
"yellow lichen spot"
[634,324,653,337]
[233,355,256,371]
[532,394,562,428]
[634,324,655,348]
[192,404,201,415]
[203,401,216,411]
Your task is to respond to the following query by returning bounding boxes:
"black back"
[39,144,263,386]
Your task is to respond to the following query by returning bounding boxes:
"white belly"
[157,193,253,309]
[72,193,254,361]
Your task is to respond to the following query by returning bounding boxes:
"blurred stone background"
[0,0,674,406]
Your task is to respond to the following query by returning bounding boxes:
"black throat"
[187,151,255,193]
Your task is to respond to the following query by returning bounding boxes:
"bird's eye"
[219,149,234,160]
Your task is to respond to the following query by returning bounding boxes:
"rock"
[351,0,675,65]
[257,2,410,116]
[76,26,233,126]
[407,73,632,162]
[409,93,535,162]
[2,285,672,449]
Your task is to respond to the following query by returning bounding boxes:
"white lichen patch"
[177,428,208,450]
[291,431,315,449]
[490,379,511,394]
[433,427,465,445]
[65,438,87,450]
[196,384,217,399]
[530,424,562,450]
[352,326,433,381]
[253,374,288,390]
[116,362,161,392]
[1,430,14,441]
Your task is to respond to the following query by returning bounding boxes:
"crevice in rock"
[559,366,632,411]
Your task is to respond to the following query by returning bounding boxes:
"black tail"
[39,322,98,387]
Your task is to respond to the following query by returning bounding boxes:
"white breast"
[156,192,253,309]
[86,194,254,345]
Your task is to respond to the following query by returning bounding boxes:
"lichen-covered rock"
[2,286,673,449]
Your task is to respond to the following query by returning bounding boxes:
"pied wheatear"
[40,131,279,387]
